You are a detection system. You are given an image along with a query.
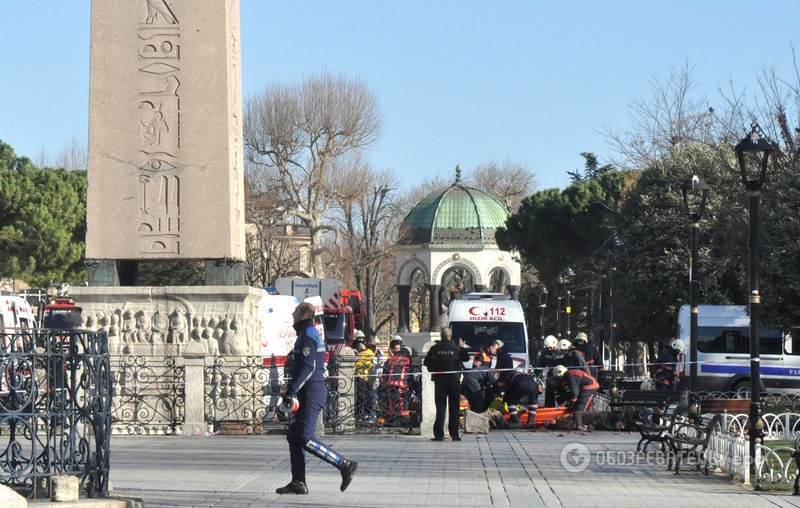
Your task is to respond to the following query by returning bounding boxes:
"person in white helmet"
[536,335,561,407]
[552,364,600,431]
[652,339,685,391]
[573,332,604,380]
[558,339,588,373]
[537,335,560,372]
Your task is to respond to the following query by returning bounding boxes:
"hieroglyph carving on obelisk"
[86,0,245,261]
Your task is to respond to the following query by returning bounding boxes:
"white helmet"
[353,330,366,339]
[543,335,558,349]
[558,339,572,351]
[574,332,588,344]
[553,365,568,378]
[671,339,685,353]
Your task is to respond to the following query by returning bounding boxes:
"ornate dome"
[399,169,509,246]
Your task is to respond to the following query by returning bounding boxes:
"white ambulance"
[0,292,37,333]
[447,293,530,368]
[259,294,326,369]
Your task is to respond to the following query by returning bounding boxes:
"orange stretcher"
[498,406,570,426]
[532,407,570,425]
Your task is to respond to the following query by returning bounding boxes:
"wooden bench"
[666,413,722,475]
[697,398,750,415]
[610,389,677,410]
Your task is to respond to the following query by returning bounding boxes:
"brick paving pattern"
[110,431,800,507]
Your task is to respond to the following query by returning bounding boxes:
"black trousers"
[433,374,460,439]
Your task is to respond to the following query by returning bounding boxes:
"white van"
[678,304,800,392]
[447,293,530,368]
[0,292,37,333]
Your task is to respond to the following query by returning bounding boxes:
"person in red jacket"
[552,365,599,431]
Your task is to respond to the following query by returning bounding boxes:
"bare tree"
[469,159,536,211]
[244,174,305,286]
[244,71,382,276]
[330,163,401,336]
[602,63,716,169]
[33,136,88,171]
[52,135,88,171]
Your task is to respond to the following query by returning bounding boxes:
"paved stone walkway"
[110,431,800,507]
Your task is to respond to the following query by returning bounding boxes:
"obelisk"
[74,0,262,361]
[85,0,245,284]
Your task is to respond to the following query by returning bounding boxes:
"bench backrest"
[621,390,672,404]
[699,399,750,414]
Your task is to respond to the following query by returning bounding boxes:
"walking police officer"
[277,302,358,495]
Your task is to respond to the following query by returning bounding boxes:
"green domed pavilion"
[399,175,510,246]
[394,166,522,336]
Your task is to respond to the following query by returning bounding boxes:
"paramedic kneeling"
[552,364,599,431]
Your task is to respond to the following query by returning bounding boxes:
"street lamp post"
[556,268,575,340]
[535,286,549,343]
[608,264,615,373]
[681,175,710,394]
[734,123,779,489]
[566,289,572,339]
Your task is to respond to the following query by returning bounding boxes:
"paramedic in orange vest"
[552,364,599,431]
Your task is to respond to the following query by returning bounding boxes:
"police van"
[447,293,530,368]
[678,304,800,392]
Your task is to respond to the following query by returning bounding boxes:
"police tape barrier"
[325,359,707,380]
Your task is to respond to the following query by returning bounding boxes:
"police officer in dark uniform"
[424,326,468,441]
[277,303,358,495]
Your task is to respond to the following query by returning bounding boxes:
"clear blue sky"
[0,1,797,190]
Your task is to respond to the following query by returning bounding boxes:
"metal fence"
[200,355,421,435]
[111,355,185,434]
[204,356,282,434]
[692,391,800,412]
[0,329,111,499]
[325,355,421,435]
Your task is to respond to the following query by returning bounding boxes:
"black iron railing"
[204,356,281,433]
[0,329,111,499]
[111,355,185,434]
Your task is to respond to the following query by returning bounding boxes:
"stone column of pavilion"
[394,167,522,437]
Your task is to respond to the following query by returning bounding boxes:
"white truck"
[274,277,365,352]
[274,278,342,307]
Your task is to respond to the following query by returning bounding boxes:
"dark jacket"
[461,365,496,396]
[424,340,468,378]
[653,348,683,387]
[558,369,599,404]
[561,349,588,373]
[576,342,604,378]
[286,319,325,396]
[502,372,539,406]
[536,349,561,370]
[495,349,515,385]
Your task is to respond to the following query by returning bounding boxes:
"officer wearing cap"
[277,302,358,495]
